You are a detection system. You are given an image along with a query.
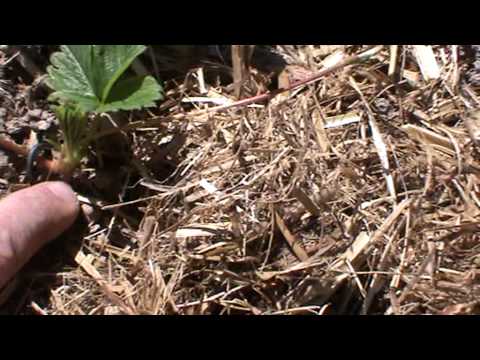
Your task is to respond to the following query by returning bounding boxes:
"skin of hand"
[0,182,79,289]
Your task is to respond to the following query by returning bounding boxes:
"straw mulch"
[2,45,480,315]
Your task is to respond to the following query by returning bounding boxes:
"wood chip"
[232,45,254,98]
[412,45,441,81]
[74,250,135,315]
[176,223,230,238]
[388,45,399,78]
[274,211,309,262]
[440,301,480,315]
[402,124,455,155]
[463,109,480,149]
[403,69,421,86]
[321,50,346,69]
[311,109,331,153]
[331,198,412,271]
[292,186,321,216]
[323,112,361,129]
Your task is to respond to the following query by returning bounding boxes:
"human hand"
[0,182,79,290]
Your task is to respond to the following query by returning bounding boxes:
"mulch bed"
[1,45,480,315]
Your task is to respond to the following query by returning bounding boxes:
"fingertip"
[40,181,80,219]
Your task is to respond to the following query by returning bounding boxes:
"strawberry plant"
[42,45,163,177]
[48,103,90,176]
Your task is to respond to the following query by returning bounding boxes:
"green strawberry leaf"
[98,75,163,112]
[46,45,163,113]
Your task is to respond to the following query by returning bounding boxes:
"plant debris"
[1,45,480,315]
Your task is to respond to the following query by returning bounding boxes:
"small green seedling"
[44,45,163,176]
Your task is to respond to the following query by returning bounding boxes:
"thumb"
[0,182,79,289]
